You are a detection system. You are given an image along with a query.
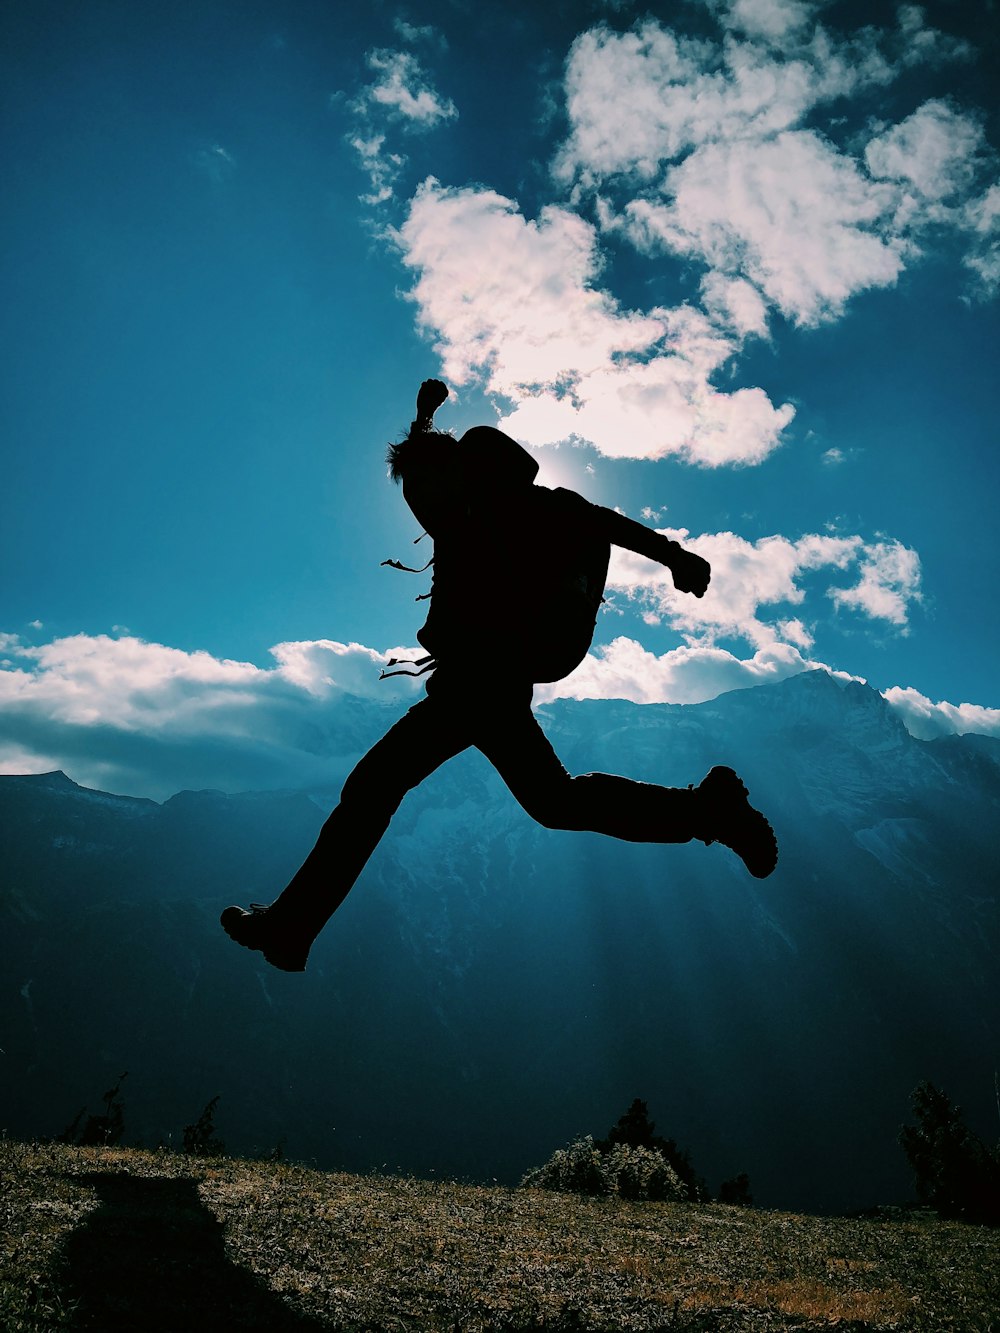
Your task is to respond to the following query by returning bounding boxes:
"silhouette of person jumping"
[223,380,777,971]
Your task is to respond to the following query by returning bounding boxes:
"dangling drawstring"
[378,541,436,679]
[379,654,437,680]
[380,556,434,574]
[380,539,434,601]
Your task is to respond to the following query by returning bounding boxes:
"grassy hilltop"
[1,1140,997,1332]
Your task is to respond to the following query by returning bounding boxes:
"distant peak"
[789,668,853,691]
[6,770,81,790]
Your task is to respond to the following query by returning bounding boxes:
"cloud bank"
[0,634,421,800]
[3,618,997,801]
[604,527,922,649]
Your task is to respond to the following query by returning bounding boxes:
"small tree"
[718,1172,753,1207]
[60,1072,128,1146]
[900,1081,1000,1224]
[596,1098,706,1201]
[183,1096,226,1157]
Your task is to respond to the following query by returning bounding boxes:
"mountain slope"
[1,671,997,1213]
[4,1139,999,1332]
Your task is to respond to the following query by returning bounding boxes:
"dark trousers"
[275,674,701,933]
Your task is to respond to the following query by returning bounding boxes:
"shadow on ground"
[58,1172,330,1332]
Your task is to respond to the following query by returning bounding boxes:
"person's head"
[386,428,459,484]
[387,427,463,535]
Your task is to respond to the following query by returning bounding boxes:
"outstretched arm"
[598,507,711,598]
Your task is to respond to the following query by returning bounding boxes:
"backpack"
[384,427,610,684]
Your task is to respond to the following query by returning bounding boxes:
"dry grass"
[2,1138,997,1331]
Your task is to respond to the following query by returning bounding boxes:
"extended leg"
[221,695,470,969]
[473,701,777,875]
[474,705,696,839]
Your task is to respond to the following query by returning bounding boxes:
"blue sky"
[1,0,999,797]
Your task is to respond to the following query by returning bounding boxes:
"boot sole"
[220,907,309,973]
[700,767,778,879]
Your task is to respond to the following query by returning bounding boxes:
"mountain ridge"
[10,670,998,809]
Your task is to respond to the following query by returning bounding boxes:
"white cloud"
[2,629,995,797]
[395,179,793,464]
[895,4,974,69]
[865,101,983,204]
[604,527,921,649]
[355,0,997,484]
[2,634,422,720]
[536,635,833,705]
[538,636,1000,748]
[709,0,969,69]
[380,6,993,466]
[364,49,457,127]
[393,17,441,47]
[348,48,456,204]
[880,685,1000,741]
[962,183,1000,297]
[774,617,813,650]
[864,100,996,256]
[828,541,922,627]
[713,0,818,45]
[397,181,662,385]
[556,24,799,185]
[553,18,892,189]
[0,633,421,799]
[554,11,996,324]
[699,272,769,337]
[622,130,905,326]
[556,6,971,185]
[269,639,420,698]
[499,360,793,467]
[349,131,404,206]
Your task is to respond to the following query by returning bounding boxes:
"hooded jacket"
[401,426,681,684]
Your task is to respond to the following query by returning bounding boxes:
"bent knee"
[515,781,587,832]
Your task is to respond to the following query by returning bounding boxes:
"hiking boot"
[220,904,312,972]
[695,766,778,879]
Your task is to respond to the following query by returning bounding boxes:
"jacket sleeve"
[593,504,680,569]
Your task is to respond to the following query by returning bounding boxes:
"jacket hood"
[459,425,539,489]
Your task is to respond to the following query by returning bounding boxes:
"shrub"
[521,1135,606,1195]
[522,1099,712,1204]
[521,1135,685,1202]
[603,1142,686,1201]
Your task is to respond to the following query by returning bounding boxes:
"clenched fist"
[416,379,449,423]
[671,547,711,598]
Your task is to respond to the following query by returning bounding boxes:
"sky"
[2,0,999,799]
